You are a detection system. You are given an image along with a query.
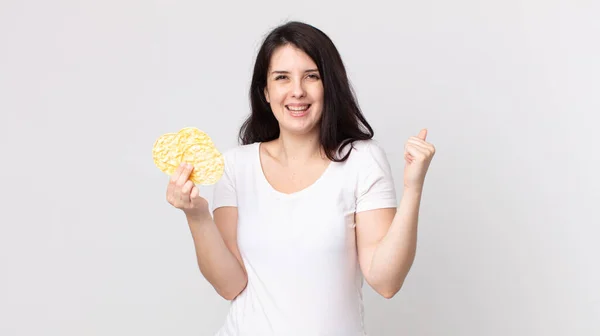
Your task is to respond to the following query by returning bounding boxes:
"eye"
[307,73,320,80]
[274,75,287,80]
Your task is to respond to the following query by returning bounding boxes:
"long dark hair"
[238,21,374,162]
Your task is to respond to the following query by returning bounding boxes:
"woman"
[166,21,435,336]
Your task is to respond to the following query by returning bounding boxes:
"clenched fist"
[403,129,436,190]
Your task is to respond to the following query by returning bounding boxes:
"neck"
[272,129,323,166]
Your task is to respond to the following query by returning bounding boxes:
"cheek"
[311,87,324,103]
[271,90,287,105]
[313,94,324,111]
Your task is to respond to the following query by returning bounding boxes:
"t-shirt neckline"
[254,142,334,199]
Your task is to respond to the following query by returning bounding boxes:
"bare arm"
[355,187,421,299]
[167,163,247,300]
[356,129,435,298]
[186,208,247,300]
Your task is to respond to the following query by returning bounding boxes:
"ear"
[264,87,270,103]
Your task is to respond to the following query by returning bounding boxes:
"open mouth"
[285,104,311,116]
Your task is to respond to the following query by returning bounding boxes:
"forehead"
[269,44,317,70]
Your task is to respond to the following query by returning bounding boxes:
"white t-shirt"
[211,139,397,336]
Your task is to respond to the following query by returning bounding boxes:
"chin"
[280,119,319,135]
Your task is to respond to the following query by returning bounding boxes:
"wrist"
[403,185,423,196]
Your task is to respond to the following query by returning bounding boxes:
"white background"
[1,0,598,335]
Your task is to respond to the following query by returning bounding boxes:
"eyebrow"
[270,69,319,75]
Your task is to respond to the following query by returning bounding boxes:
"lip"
[285,103,311,107]
[285,104,311,117]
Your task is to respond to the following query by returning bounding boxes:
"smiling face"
[264,44,324,137]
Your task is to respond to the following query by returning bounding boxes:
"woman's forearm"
[368,187,422,298]
[186,212,247,300]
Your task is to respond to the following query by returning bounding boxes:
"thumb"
[417,128,427,140]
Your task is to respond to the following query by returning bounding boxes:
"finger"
[405,143,427,159]
[408,135,434,147]
[417,128,427,141]
[181,180,194,197]
[190,185,200,200]
[167,165,184,203]
[174,166,192,204]
[404,144,414,159]
[407,138,434,152]
[404,145,414,160]
[166,182,174,203]
[408,136,430,145]
[179,180,194,205]
[170,163,186,184]
[176,163,193,186]
[171,165,188,203]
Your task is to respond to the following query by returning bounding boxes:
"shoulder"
[346,139,398,210]
[342,139,391,166]
[347,139,386,155]
[218,142,260,183]
[213,143,258,191]
[220,142,259,163]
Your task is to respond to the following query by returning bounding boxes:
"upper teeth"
[287,105,309,111]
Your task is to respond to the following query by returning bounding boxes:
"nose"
[291,78,306,98]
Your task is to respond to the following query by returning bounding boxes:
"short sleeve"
[212,148,237,210]
[355,141,398,213]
